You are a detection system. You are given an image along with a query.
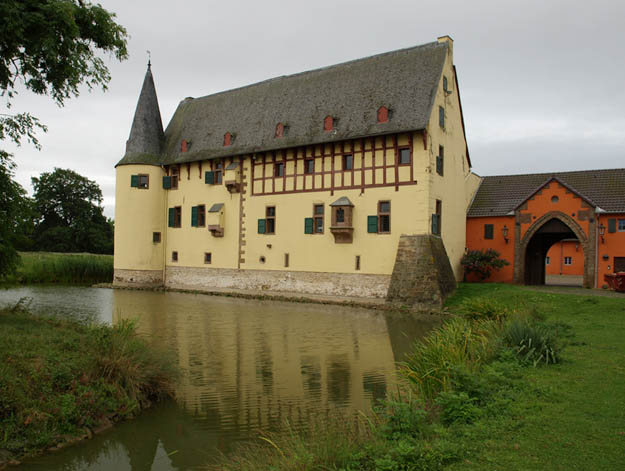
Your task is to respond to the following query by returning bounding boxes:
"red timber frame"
[251,132,415,196]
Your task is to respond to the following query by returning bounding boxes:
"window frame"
[274,161,284,177]
[172,251,178,262]
[564,256,572,266]
[439,106,445,128]
[197,204,206,227]
[398,147,411,166]
[153,232,161,243]
[215,162,223,184]
[313,204,324,234]
[342,154,353,171]
[484,223,494,240]
[545,256,550,265]
[304,159,315,174]
[173,206,182,228]
[618,219,625,232]
[204,252,212,264]
[137,174,149,189]
[265,206,276,234]
[378,201,391,234]
[436,145,444,176]
[170,166,179,189]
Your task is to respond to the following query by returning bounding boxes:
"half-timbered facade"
[114,36,476,301]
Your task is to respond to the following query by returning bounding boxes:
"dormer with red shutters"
[180,139,188,153]
[323,115,335,132]
[223,132,232,146]
[377,106,389,123]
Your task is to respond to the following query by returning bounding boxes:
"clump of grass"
[400,318,502,401]
[4,252,113,285]
[0,308,177,460]
[504,319,559,366]
[459,297,512,321]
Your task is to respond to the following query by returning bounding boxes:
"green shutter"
[168,208,175,227]
[432,214,440,235]
[608,218,617,233]
[304,218,314,234]
[162,176,171,189]
[367,215,378,233]
[130,175,139,187]
[205,171,215,184]
[191,206,198,227]
[258,219,266,234]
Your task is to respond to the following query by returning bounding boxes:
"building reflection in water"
[18,289,436,471]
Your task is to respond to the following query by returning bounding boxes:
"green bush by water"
[3,252,113,284]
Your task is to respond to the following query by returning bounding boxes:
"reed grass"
[3,252,113,284]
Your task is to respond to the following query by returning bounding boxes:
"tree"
[0,0,128,275]
[461,249,510,281]
[32,168,113,254]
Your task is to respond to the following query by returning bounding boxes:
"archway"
[516,211,595,288]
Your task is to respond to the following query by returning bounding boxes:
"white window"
[618,219,625,232]
[545,257,550,265]
[564,256,572,266]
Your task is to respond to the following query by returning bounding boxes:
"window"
[378,201,391,233]
[443,76,449,93]
[618,219,625,232]
[168,206,182,228]
[313,204,324,233]
[336,208,345,224]
[551,196,559,203]
[284,253,289,268]
[305,159,314,174]
[355,255,361,270]
[138,174,149,189]
[432,200,442,235]
[266,206,276,234]
[398,147,410,165]
[204,252,212,264]
[197,204,205,227]
[169,166,179,189]
[436,146,444,176]
[343,154,353,170]
[564,256,572,266]
[172,251,178,262]
[153,232,161,243]
[545,256,550,265]
[484,224,494,240]
[215,162,223,184]
[439,106,445,128]
[274,162,284,177]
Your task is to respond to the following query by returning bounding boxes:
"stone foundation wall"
[165,266,390,298]
[113,269,163,287]
[386,235,456,308]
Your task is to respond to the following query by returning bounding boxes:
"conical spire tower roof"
[116,63,165,166]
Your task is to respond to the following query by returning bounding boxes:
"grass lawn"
[445,283,625,470]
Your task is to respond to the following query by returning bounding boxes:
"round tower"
[114,63,167,286]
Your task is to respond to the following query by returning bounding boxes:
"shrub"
[434,391,482,425]
[504,320,559,366]
[461,249,509,281]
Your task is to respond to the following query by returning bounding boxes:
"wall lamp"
[599,223,606,244]
[502,225,509,244]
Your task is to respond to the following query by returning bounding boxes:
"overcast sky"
[5,0,625,218]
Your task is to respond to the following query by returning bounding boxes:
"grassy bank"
[0,303,177,465]
[2,252,113,284]
[213,284,625,470]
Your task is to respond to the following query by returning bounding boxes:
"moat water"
[0,286,439,470]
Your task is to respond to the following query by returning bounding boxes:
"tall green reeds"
[5,252,113,284]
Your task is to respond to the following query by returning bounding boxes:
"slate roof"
[118,40,448,167]
[119,64,165,166]
[468,168,625,217]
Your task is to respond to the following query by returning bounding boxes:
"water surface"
[0,286,438,470]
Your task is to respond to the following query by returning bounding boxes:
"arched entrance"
[516,211,595,288]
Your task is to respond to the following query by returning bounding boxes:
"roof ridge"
[184,41,444,104]
[481,168,625,179]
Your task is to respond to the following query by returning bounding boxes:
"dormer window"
[377,106,389,123]
[180,139,188,153]
[224,132,232,146]
[323,115,335,132]
[275,123,285,138]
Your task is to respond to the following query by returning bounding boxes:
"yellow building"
[114,36,476,305]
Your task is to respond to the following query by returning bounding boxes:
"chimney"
[437,35,453,60]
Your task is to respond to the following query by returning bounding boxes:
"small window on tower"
[138,174,149,189]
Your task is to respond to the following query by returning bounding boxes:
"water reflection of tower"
[112,290,398,435]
